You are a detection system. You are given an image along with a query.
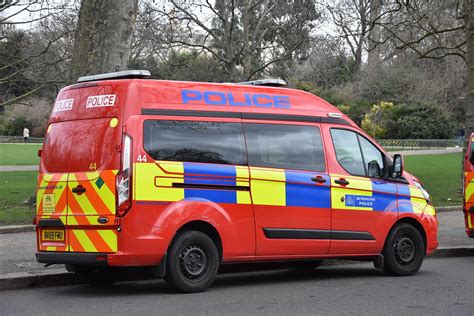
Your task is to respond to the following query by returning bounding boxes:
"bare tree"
[0,1,77,108]
[146,0,319,82]
[325,0,371,74]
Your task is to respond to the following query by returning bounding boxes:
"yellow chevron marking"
[68,216,79,225]
[68,174,98,217]
[465,176,474,202]
[73,230,97,252]
[97,230,118,252]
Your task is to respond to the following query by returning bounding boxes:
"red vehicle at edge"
[35,70,438,292]
[464,133,474,237]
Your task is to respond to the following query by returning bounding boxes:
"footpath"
[0,208,473,290]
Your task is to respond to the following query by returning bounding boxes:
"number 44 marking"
[137,154,147,163]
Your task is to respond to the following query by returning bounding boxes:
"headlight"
[414,180,431,203]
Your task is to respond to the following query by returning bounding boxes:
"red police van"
[464,133,474,237]
[35,70,438,292]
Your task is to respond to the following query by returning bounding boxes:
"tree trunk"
[367,0,381,66]
[466,0,474,141]
[241,2,252,81]
[68,0,138,83]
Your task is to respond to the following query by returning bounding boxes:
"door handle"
[311,176,327,184]
[335,178,350,186]
[72,185,86,195]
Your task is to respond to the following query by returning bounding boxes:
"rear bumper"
[36,252,109,266]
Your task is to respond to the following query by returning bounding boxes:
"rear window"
[143,120,247,165]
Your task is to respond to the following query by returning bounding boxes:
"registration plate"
[42,230,64,241]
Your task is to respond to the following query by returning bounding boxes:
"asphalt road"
[2,257,474,315]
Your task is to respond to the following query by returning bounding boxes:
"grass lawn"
[0,143,41,165]
[404,153,462,207]
[0,171,37,225]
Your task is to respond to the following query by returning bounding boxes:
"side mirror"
[392,154,404,178]
[367,160,382,178]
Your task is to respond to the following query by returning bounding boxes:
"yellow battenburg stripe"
[424,205,436,216]
[330,175,373,211]
[409,186,425,199]
[236,166,251,204]
[411,197,427,214]
[97,230,118,252]
[135,162,185,201]
[250,167,286,206]
[72,230,98,252]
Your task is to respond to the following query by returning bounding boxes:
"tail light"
[116,134,132,217]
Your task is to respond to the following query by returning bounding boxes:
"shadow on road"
[53,263,434,297]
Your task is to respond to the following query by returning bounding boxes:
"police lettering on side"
[181,89,291,108]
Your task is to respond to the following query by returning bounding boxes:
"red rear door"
[37,81,129,253]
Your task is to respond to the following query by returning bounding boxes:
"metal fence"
[377,139,459,151]
[0,135,459,149]
[0,136,44,143]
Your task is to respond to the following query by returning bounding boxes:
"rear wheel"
[165,230,219,293]
[382,223,425,276]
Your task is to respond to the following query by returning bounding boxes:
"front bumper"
[36,252,109,266]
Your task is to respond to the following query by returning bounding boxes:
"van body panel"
[251,167,332,257]
[36,78,438,270]
[463,133,474,237]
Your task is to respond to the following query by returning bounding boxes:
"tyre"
[382,223,425,276]
[290,260,323,271]
[165,230,219,293]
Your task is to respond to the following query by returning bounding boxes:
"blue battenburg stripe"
[372,192,397,212]
[371,180,397,195]
[183,162,237,203]
[285,170,331,208]
[397,184,411,196]
[397,196,414,213]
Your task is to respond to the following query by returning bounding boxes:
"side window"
[330,129,365,176]
[358,136,384,178]
[244,123,325,172]
[143,120,247,165]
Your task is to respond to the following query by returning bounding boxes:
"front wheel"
[165,230,219,293]
[382,223,425,276]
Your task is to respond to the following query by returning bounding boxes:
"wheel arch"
[172,220,223,262]
[388,217,427,254]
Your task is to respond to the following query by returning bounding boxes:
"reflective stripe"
[250,167,286,206]
[71,230,97,252]
[236,166,251,204]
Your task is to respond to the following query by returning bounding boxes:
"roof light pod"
[238,78,287,87]
[77,70,151,83]
[328,112,342,118]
